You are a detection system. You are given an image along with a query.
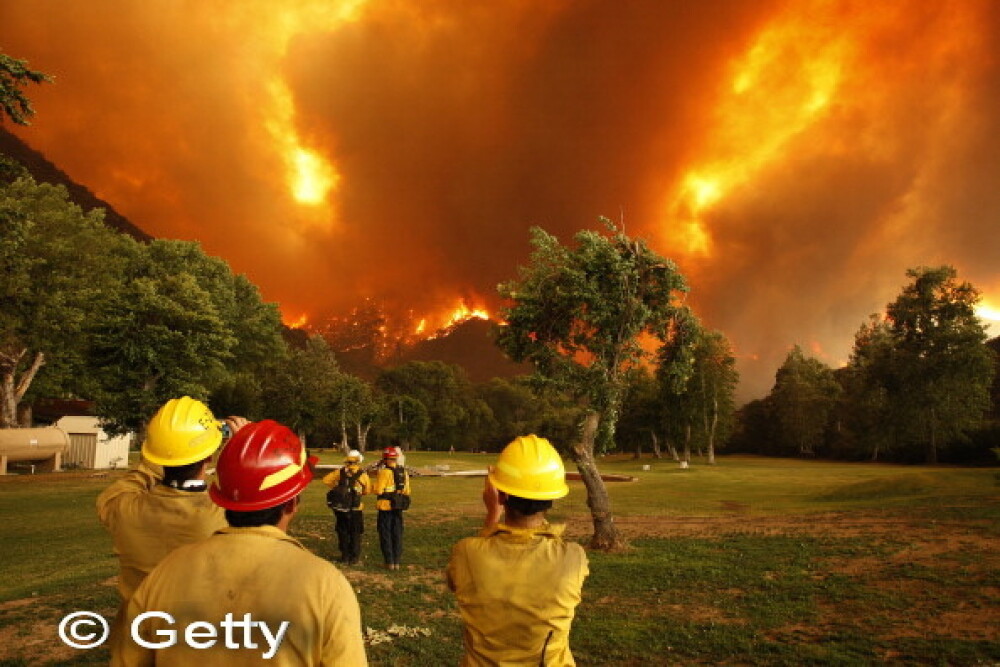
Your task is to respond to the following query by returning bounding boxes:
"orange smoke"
[3,0,1000,400]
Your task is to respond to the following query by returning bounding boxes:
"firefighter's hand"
[483,468,502,528]
[223,416,249,437]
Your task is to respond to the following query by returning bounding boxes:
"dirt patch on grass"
[585,510,1000,648]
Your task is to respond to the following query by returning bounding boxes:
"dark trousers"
[377,509,404,565]
[334,510,364,563]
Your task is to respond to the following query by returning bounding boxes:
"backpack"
[379,465,411,511]
[326,468,362,512]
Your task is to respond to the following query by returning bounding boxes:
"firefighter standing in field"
[96,396,243,654]
[322,449,371,565]
[119,419,368,666]
[446,435,589,666]
[373,446,411,570]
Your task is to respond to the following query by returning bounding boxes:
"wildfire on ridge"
[284,312,309,329]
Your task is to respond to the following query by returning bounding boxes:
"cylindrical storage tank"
[0,427,69,463]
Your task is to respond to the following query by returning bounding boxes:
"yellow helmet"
[489,434,568,500]
[142,396,223,466]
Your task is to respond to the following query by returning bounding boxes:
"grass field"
[1,453,998,665]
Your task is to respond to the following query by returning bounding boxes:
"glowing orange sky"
[3,0,999,398]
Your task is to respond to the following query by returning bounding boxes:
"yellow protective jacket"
[96,460,226,602]
[119,525,368,666]
[372,462,410,511]
[322,465,372,510]
[446,522,589,666]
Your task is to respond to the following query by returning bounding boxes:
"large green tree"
[496,221,687,549]
[770,345,842,456]
[657,314,739,465]
[0,177,130,427]
[850,266,995,463]
[88,240,239,433]
[262,335,342,445]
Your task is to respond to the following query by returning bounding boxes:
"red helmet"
[209,420,317,511]
[382,446,399,459]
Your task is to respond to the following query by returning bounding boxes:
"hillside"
[0,127,151,241]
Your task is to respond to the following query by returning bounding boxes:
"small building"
[55,416,132,470]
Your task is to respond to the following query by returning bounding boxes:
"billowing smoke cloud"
[2,0,999,399]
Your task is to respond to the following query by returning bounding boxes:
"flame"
[976,301,1000,324]
[415,318,427,335]
[662,1,850,257]
[284,312,309,329]
[242,2,367,211]
[442,302,490,329]
[266,79,339,206]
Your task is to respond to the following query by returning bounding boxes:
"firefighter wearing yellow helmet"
[446,435,589,666]
[322,449,372,565]
[97,397,241,657]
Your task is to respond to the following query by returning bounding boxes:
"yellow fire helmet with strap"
[489,434,569,500]
[141,396,223,467]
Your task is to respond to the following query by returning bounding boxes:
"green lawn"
[1,453,998,665]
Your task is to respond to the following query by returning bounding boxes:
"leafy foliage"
[0,177,130,425]
[846,266,995,463]
[0,51,50,125]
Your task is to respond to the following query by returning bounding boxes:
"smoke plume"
[3,0,999,398]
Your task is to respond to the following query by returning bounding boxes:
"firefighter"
[322,449,371,565]
[96,396,239,653]
[119,419,368,666]
[373,446,411,570]
[446,435,589,666]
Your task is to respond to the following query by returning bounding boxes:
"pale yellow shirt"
[96,461,226,602]
[119,525,368,666]
[446,522,589,666]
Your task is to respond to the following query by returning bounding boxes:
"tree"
[331,374,383,453]
[0,177,130,427]
[496,221,688,549]
[656,321,739,465]
[262,335,343,445]
[0,52,50,126]
[377,394,430,451]
[90,239,287,434]
[850,266,995,463]
[375,361,484,450]
[842,315,898,461]
[88,241,237,434]
[615,369,664,458]
[770,345,842,456]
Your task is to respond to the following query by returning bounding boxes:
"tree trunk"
[650,431,662,459]
[633,440,641,459]
[707,393,718,465]
[358,422,371,454]
[0,349,44,428]
[683,423,692,463]
[340,414,349,452]
[17,402,32,428]
[926,407,938,464]
[570,412,625,551]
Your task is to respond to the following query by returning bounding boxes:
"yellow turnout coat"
[446,522,589,666]
[119,525,367,666]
